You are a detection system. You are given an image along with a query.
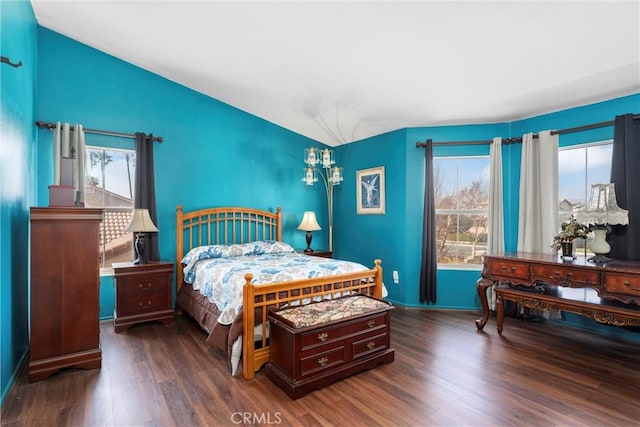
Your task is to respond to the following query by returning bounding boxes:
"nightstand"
[112,261,174,333]
[297,249,333,258]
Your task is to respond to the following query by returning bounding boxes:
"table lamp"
[575,183,628,263]
[297,211,321,253]
[125,208,159,264]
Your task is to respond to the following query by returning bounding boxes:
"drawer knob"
[318,356,328,366]
[317,332,328,342]
[367,341,375,350]
[139,301,152,309]
[623,281,640,291]
[367,320,376,328]
[139,283,151,291]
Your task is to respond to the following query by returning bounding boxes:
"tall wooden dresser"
[29,207,103,382]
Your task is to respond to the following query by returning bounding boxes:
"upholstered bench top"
[273,295,392,329]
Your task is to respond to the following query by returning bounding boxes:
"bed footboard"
[242,259,383,380]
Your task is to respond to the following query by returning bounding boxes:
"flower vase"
[560,241,575,260]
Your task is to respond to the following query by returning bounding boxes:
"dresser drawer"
[299,312,388,351]
[488,260,530,281]
[117,274,168,295]
[604,273,640,297]
[532,265,601,286]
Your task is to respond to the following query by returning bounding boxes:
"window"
[558,140,613,254]
[84,146,136,270]
[434,156,490,266]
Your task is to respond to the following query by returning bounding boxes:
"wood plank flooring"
[2,309,640,427]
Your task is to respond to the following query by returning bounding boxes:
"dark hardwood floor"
[2,309,640,427]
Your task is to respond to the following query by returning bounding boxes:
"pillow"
[245,240,295,256]
[181,240,295,270]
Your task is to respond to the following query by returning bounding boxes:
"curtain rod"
[415,114,640,148]
[35,121,163,143]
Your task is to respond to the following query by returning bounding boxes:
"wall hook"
[1,56,23,68]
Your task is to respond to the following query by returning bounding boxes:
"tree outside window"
[434,157,490,266]
[84,146,136,270]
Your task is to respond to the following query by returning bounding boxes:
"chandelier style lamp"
[575,183,629,263]
[302,147,343,251]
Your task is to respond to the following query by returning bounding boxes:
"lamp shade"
[575,183,629,226]
[125,209,159,233]
[297,211,321,232]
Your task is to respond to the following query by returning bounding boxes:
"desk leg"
[475,277,493,330]
[496,294,504,335]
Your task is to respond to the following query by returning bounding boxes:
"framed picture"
[356,166,385,215]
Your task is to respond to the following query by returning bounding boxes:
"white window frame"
[84,144,136,276]
[434,155,490,271]
[558,139,613,258]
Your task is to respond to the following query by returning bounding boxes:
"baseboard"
[1,348,29,407]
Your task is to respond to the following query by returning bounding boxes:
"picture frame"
[356,166,385,215]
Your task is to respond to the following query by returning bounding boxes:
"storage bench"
[265,294,395,399]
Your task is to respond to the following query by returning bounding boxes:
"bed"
[175,205,385,380]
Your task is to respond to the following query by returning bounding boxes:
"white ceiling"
[31,1,640,146]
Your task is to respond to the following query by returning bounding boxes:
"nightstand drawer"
[117,274,168,295]
[118,292,169,316]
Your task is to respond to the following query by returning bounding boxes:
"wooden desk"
[476,252,640,331]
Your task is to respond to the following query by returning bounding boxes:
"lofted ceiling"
[31,1,640,146]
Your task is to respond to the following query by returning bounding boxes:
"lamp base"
[588,226,611,264]
[588,254,611,264]
[304,231,314,253]
[133,233,147,265]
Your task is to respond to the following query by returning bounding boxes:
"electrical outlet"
[392,270,399,284]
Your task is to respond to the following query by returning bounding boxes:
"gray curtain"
[134,132,160,262]
[609,114,640,260]
[419,141,437,304]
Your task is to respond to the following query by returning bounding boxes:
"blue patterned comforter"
[182,241,384,325]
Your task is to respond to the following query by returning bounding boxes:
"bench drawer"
[299,312,388,351]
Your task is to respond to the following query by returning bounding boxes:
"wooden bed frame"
[176,205,383,379]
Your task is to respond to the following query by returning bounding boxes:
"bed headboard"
[175,206,282,288]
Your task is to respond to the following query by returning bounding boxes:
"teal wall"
[2,1,638,405]
[335,93,639,341]
[0,0,37,404]
[36,28,330,320]
[335,123,507,308]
